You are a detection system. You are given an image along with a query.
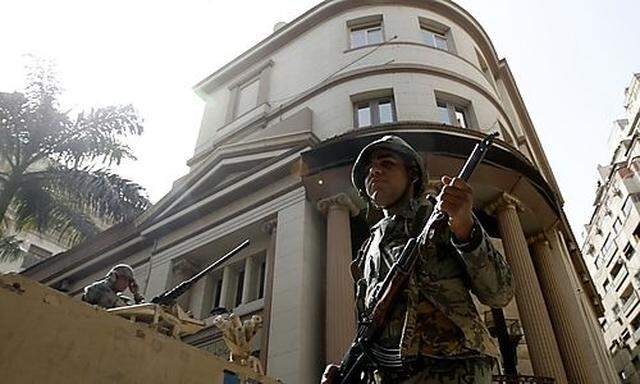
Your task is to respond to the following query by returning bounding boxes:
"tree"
[0,57,150,262]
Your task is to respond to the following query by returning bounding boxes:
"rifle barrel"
[151,239,250,304]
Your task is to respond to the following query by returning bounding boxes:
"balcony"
[614,267,630,290]
[492,375,554,383]
[622,291,639,315]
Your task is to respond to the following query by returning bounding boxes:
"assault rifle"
[336,133,499,383]
[151,239,250,306]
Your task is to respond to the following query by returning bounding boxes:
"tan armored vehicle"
[0,264,278,383]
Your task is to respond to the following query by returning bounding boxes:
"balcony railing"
[614,268,630,290]
[622,291,639,315]
[493,375,554,383]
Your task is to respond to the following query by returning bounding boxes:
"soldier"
[82,264,144,309]
[322,135,514,383]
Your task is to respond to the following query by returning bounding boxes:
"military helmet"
[107,264,135,281]
[351,135,426,197]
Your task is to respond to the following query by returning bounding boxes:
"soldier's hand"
[438,175,474,241]
[321,364,339,384]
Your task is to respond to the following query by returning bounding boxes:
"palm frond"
[0,235,26,262]
[25,166,150,223]
[12,177,100,246]
[46,104,143,167]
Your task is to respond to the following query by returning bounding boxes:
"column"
[219,266,233,309]
[242,256,257,304]
[260,218,277,371]
[189,275,213,319]
[317,193,360,364]
[561,233,620,383]
[171,259,196,310]
[144,259,172,298]
[267,197,324,383]
[486,193,568,383]
[529,232,591,383]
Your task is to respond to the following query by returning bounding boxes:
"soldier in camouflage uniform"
[322,135,514,384]
[82,264,144,309]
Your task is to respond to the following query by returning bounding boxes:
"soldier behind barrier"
[322,135,514,384]
[82,264,144,309]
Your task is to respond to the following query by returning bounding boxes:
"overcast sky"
[2,0,639,240]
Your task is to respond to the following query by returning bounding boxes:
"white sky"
[2,0,639,240]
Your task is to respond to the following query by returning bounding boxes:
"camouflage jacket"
[82,279,127,309]
[351,199,514,361]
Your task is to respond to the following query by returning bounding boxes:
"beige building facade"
[23,1,617,382]
[582,73,640,383]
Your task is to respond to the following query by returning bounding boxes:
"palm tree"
[0,58,150,261]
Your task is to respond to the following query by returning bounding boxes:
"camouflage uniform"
[350,136,514,383]
[82,264,140,309]
[82,279,128,309]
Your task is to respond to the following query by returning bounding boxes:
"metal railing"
[614,267,630,290]
[622,291,639,314]
[493,375,554,384]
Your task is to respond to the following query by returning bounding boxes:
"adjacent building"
[23,1,617,382]
[582,73,640,383]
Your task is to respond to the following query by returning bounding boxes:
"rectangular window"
[623,196,633,217]
[454,107,468,129]
[602,233,615,257]
[437,101,450,125]
[421,27,448,50]
[603,279,611,293]
[613,217,623,234]
[235,269,245,307]
[418,17,452,53]
[214,278,223,308]
[436,96,473,129]
[354,97,396,128]
[348,16,383,49]
[624,242,635,260]
[235,78,260,117]
[258,260,266,299]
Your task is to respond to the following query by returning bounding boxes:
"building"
[582,73,640,383]
[23,1,617,382]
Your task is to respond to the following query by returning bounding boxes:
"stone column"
[219,266,233,309]
[242,256,257,304]
[260,218,277,371]
[486,193,568,383]
[317,193,360,364]
[171,259,196,310]
[557,231,620,383]
[529,231,591,383]
[189,275,213,319]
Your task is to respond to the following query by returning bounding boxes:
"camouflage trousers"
[375,357,493,384]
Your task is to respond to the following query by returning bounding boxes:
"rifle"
[151,239,250,306]
[336,133,499,383]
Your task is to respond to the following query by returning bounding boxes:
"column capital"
[527,232,550,247]
[261,218,278,235]
[485,192,525,215]
[317,193,360,216]
[172,258,197,275]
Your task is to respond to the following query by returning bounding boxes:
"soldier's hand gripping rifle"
[336,133,499,384]
[151,239,250,306]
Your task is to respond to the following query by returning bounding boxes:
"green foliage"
[0,56,150,262]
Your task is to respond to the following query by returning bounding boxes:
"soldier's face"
[114,276,130,292]
[365,150,411,208]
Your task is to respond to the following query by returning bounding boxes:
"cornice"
[193,0,502,95]
[189,62,519,166]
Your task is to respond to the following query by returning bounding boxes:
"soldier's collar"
[371,198,421,232]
